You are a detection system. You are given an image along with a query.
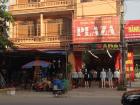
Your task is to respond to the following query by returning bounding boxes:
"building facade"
[8,0,123,85]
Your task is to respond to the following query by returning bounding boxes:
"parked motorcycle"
[52,78,65,97]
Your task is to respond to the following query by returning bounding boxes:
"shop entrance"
[85,50,116,72]
[81,49,119,88]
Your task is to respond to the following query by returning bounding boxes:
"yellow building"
[9,0,119,49]
[8,0,120,83]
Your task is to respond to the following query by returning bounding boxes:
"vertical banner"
[125,52,135,81]
[74,53,82,72]
[115,51,121,71]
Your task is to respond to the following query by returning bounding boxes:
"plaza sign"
[72,16,120,43]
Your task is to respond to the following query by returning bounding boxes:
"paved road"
[0,87,124,105]
[0,95,122,105]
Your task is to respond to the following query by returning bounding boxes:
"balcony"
[9,0,75,15]
[9,35,72,49]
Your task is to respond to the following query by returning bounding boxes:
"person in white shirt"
[107,68,113,88]
[72,71,78,88]
[114,69,120,87]
[77,70,84,87]
[100,68,106,88]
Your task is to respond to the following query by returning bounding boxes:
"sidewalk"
[68,87,124,98]
[1,87,124,98]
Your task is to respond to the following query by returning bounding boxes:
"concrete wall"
[76,0,118,18]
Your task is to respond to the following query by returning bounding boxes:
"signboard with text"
[125,52,135,81]
[125,20,140,41]
[73,43,120,51]
[72,16,120,43]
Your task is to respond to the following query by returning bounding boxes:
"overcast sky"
[124,0,140,20]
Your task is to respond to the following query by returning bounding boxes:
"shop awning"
[22,60,50,69]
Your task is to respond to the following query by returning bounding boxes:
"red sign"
[72,16,120,43]
[125,20,140,40]
[125,52,135,81]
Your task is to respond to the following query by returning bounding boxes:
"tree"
[0,0,13,49]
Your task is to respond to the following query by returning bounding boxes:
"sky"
[8,0,140,20]
[124,0,140,20]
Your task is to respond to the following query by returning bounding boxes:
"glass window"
[81,0,93,3]
[28,0,40,3]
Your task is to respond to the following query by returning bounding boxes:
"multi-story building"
[7,0,122,85]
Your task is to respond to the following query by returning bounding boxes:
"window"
[81,0,93,3]
[47,19,63,36]
[28,0,40,3]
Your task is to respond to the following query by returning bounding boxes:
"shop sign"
[73,44,91,51]
[125,20,140,40]
[125,52,135,81]
[73,16,120,43]
[73,43,120,51]
[95,43,120,49]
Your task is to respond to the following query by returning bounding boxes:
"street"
[0,88,123,105]
[0,95,121,105]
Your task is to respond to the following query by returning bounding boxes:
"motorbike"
[52,79,65,97]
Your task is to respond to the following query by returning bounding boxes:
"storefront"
[125,20,140,80]
[71,16,120,73]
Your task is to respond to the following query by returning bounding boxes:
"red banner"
[72,16,120,43]
[125,52,135,81]
[125,20,140,40]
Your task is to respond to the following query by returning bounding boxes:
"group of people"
[72,68,120,88]
[100,68,120,88]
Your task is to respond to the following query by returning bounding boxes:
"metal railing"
[10,35,72,44]
[9,0,74,11]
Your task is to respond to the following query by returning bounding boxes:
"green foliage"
[67,62,72,73]
[117,82,127,91]
[82,51,90,64]
[0,0,14,49]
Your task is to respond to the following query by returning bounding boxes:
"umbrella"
[22,60,50,69]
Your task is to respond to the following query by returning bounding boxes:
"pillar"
[68,52,76,72]
[40,13,44,36]
[9,22,13,38]
[77,0,81,3]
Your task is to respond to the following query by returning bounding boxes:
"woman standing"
[107,68,113,88]
[100,68,106,88]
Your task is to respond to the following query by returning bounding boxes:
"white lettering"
[94,27,99,36]
[109,25,115,35]
[85,27,89,36]
[76,25,115,36]
[101,26,106,35]
[77,27,81,36]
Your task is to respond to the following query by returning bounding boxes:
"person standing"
[72,71,78,88]
[114,69,120,87]
[107,68,113,88]
[90,69,98,87]
[84,68,89,88]
[77,70,84,87]
[100,68,106,88]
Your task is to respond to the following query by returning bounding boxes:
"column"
[77,0,81,3]
[68,52,76,72]
[9,22,13,38]
[40,0,45,2]
[16,0,18,4]
[40,13,44,36]
[45,20,47,36]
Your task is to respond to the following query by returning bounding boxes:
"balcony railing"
[9,35,72,49]
[9,0,75,12]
